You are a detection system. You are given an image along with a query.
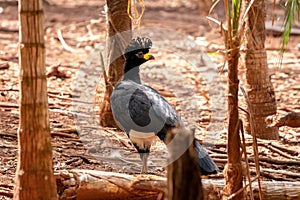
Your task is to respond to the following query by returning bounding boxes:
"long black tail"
[194,140,218,175]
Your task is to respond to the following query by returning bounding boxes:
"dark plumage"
[110,37,218,174]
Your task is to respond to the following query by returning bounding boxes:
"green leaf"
[279,0,300,66]
[232,0,242,35]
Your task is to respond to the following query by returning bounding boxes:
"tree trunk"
[241,0,279,140]
[14,0,57,199]
[166,128,203,200]
[223,36,243,200]
[99,0,132,127]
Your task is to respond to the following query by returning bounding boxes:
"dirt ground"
[0,0,300,199]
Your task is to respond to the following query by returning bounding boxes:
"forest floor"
[1,0,300,199]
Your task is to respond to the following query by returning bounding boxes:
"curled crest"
[125,37,152,57]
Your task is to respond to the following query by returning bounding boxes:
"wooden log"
[55,170,166,200]
[55,170,300,200]
[266,111,300,128]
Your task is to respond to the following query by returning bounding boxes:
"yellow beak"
[143,53,155,60]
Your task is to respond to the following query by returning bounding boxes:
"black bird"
[110,37,218,175]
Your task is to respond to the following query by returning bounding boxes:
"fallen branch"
[53,127,78,134]
[266,111,300,128]
[261,168,300,179]
[103,128,134,150]
[0,102,18,108]
[48,93,92,104]
[259,142,300,161]
[0,132,17,138]
[255,157,300,166]
[212,139,299,158]
[0,27,18,33]
[0,130,78,139]
[0,88,19,92]
[208,156,300,170]
[0,63,10,70]
[54,170,300,200]
[51,131,79,139]
[207,139,300,162]
[55,170,166,200]
[61,153,102,165]
[266,141,298,156]
[0,143,16,148]
[0,188,13,198]
[47,90,75,97]
[260,171,290,182]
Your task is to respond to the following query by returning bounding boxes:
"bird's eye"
[136,51,144,58]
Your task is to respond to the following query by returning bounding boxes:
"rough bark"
[223,37,243,200]
[99,0,132,127]
[55,170,300,200]
[14,0,57,199]
[166,128,203,200]
[241,0,279,140]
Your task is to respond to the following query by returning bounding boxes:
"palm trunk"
[223,37,243,200]
[242,0,279,140]
[14,0,57,199]
[99,0,132,127]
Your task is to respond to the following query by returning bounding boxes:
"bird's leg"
[140,153,149,174]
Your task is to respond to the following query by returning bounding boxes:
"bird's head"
[124,37,155,72]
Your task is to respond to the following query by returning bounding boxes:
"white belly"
[129,130,156,150]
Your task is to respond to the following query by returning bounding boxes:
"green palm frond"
[232,0,242,35]
[209,0,259,39]
[280,0,300,64]
[222,0,242,49]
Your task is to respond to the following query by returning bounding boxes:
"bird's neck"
[123,64,141,84]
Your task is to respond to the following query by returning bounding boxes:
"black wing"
[110,80,181,138]
[128,88,152,127]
